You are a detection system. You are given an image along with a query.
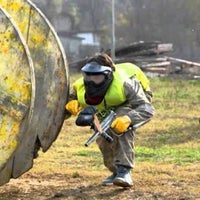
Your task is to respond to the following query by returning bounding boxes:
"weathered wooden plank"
[140,61,171,68]
[143,67,169,73]
[157,44,173,53]
[0,0,69,185]
[133,57,168,63]
[167,56,200,67]
[0,6,34,186]
[106,41,173,57]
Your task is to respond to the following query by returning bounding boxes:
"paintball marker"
[84,111,116,147]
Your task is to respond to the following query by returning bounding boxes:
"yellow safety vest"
[116,62,150,91]
[73,69,126,111]
[73,62,150,111]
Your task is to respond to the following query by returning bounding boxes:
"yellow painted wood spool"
[0,0,69,186]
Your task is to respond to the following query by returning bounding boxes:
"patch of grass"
[75,150,101,158]
[135,146,200,164]
[133,77,200,166]
[151,77,200,112]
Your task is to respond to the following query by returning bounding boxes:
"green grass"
[134,77,200,165]
[135,146,200,164]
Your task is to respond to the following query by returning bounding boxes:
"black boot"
[102,173,117,186]
[113,165,133,187]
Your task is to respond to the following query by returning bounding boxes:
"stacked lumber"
[69,41,200,77]
[108,41,200,76]
[107,41,173,57]
[166,57,200,76]
[108,41,173,74]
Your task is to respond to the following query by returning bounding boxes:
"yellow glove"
[111,115,131,134]
[65,100,82,115]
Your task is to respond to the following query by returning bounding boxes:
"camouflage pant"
[96,128,135,173]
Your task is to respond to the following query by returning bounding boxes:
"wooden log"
[134,57,168,63]
[140,61,171,68]
[166,57,200,67]
[144,67,169,73]
[106,41,173,58]
[106,41,160,56]
[157,44,173,53]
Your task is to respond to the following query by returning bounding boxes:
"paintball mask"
[81,62,113,98]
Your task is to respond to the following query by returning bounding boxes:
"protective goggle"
[83,72,106,84]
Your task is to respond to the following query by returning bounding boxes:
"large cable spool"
[0,0,69,186]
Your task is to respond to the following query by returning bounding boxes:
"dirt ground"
[1,112,200,200]
[0,163,200,200]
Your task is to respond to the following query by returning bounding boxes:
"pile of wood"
[107,41,173,58]
[109,41,200,76]
[107,41,173,74]
[69,41,200,77]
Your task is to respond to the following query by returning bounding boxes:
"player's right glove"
[65,100,82,115]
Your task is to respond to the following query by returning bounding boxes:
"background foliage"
[32,0,200,61]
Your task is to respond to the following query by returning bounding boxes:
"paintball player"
[65,53,154,187]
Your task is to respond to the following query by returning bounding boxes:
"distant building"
[76,32,100,46]
[75,31,101,58]
[32,0,102,60]
[57,31,101,61]
[57,31,83,61]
